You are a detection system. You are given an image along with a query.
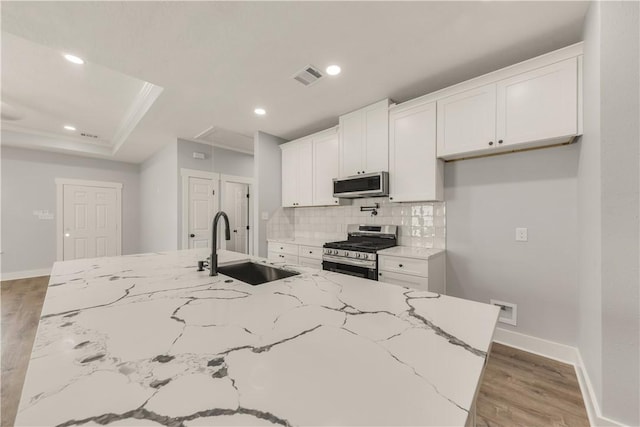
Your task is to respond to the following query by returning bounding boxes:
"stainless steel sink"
[217,262,300,285]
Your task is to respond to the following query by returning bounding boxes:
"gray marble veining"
[16,249,499,427]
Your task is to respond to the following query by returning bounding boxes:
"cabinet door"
[296,139,314,206]
[312,131,340,206]
[378,270,430,291]
[436,83,497,158]
[339,111,364,177]
[389,101,442,202]
[497,57,577,146]
[281,145,297,207]
[364,100,389,173]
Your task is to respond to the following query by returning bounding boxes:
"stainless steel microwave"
[333,172,389,198]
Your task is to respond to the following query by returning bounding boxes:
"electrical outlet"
[515,227,528,242]
[490,299,517,326]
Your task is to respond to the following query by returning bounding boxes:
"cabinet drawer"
[379,270,430,291]
[270,252,298,264]
[299,256,322,269]
[268,242,298,256]
[378,255,428,277]
[298,245,322,260]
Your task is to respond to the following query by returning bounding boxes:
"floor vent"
[293,65,324,87]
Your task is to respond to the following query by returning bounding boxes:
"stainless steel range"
[322,224,397,280]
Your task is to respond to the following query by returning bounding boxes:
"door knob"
[233,230,238,233]
[190,234,195,238]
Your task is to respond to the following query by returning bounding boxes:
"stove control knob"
[333,250,339,255]
[344,251,349,257]
[356,253,361,258]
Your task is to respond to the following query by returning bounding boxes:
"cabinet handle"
[498,140,503,144]
[399,264,403,268]
[357,171,361,175]
[489,141,494,146]
[379,273,382,276]
[309,251,313,254]
[390,197,393,200]
[362,171,365,174]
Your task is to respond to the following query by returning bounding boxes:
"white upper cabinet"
[496,57,578,146]
[389,101,443,202]
[435,46,582,160]
[339,99,390,177]
[437,84,497,158]
[280,138,312,207]
[312,129,340,206]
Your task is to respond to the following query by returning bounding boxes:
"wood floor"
[477,342,589,427]
[1,277,590,427]
[1,276,49,427]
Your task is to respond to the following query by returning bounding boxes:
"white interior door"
[188,176,218,249]
[63,184,119,260]
[224,182,249,254]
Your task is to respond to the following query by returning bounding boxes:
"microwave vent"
[293,65,324,87]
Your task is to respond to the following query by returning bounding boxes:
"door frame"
[180,168,220,250]
[55,178,123,262]
[220,174,255,255]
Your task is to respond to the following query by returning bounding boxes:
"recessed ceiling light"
[64,125,76,131]
[254,108,266,116]
[64,54,84,65]
[326,65,341,76]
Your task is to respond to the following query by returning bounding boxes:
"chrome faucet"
[209,211,231,276]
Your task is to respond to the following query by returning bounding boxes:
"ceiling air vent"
[293,65,324,87]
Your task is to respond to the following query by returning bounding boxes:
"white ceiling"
[1,1,589,163]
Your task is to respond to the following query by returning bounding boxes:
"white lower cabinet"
[268,242,299,264]
[298,244,323,269]
[378,253,445,294]
[268,241,324,268]
[378,270,430,289]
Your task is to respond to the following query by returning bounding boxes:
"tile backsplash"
[267,198,446,249]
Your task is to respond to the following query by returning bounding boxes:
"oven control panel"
[322,248,376,261]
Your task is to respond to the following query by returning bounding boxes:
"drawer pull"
[309,251,313,254]
[398,264,403,268]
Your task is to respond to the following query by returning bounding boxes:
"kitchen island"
[16,249,499,427]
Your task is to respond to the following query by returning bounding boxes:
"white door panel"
[312,131,340,206]
[224,181,249,254]
[187,176,218,249]
[339,112,364,177]
[497,57,578,145]
[437,83,497,157]
[63,184,118,261]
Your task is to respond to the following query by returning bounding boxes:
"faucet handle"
[197,260,208,271]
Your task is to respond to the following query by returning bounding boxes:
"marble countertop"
[378,246,445,260]
[17,249,498,427]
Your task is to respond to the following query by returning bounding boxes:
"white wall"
[444,144,579,345]
[598,1,639,423]
[0,145,140,275]
[578,0,603,409]
[578,2,639,424]
[139,141,178,253]
[254,131,286,257]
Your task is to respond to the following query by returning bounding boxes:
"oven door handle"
[322,255,375,268]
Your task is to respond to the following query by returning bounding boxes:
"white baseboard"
[492,328,625,427]
[1,268,51,281]
[493,327,579,364]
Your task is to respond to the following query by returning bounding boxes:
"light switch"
[515,227,528,242]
